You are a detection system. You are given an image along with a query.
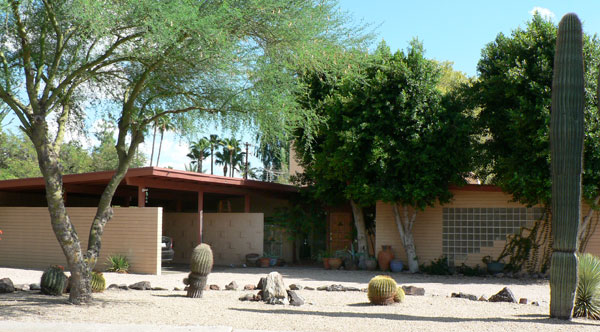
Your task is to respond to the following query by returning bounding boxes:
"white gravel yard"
[1,266,599,332]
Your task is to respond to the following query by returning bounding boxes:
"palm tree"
[147,109,160,166]
[222,137,241,177]
[230,150,246,178]
[155,116,173,166]
[187,138,210,173]
[214,148,228,176]
[208,134,223,175]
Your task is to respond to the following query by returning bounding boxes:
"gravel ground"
[1,266,599,332]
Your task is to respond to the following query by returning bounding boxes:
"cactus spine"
[91,272,106,293]
[41,265,67,296]
[549,13,584,320]
[394,286,405,303]
[367,275,397,305]
[185,243,213,298]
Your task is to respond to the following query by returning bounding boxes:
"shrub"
[106,254,130,273]
[573,253,600,320]
[420,256,452,275]
[456,263,486,277]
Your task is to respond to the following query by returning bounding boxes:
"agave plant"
[106,254,130,273]
[574,253,600,319]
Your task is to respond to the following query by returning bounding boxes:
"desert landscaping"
[1,266,599,332]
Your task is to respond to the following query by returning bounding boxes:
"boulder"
[262,272,287,303]
[326,284,345,292]
[128,281,151,290]
[488,287,517,303]
[289,284,303,290]
[256,277,267,290]
[244,284,256,290]
[451,292,477,301]
[304,286,315,291]
[287,290,304,306]
[519,298,528,304]
[209,284,220,290]
[225,281,238,290]
[29,283,41,291]
[402,286,425,296]
[107,284,120,290]
[478,295,488,302]
[0,278,15,293]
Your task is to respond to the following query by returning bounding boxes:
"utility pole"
[244,142,250,180]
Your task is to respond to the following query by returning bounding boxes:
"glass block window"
[442,207,544,265]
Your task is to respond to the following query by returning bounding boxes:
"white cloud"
[529,6,555,20]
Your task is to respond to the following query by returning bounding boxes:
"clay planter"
[259,257,270,268]
[365,258,377,271]
[377,245,394,271]
[245,253,260,267]
[390,259,404,272]
[328,258,343,270]
[323,258,331,270]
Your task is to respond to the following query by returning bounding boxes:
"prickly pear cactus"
[549,13,585,320]
[394,286,405,303]
[186,243,213,298]
[367,275,397,305]
[41,265,67,296]
[91,271,106,293]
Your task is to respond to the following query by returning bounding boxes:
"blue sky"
[338,0,600,77]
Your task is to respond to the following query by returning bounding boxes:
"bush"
[456,263,486,277]
[420,256,452,275]
[106,254,130,273]
[574,253,600,320]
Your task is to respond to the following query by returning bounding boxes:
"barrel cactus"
[549,13,585,320]
[91,271,106,293]
[367,275,397,305]
[41,265,67,296]
[394,286,405,303]
[185,243,213,298]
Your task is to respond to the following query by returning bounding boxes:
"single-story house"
[375,185,600,268]
[0,167,298,274]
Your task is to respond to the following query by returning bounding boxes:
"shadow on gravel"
[229,308,599,327]
[0,292,109,317]
[210,266,547,286]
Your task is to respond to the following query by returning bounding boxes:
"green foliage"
[367,275,398,305]
[40,265,67,296]
[190,244,213,276]
[455,264,486,277]
[106,254,130,273]
[90,271,106,293]
[420,256,452,276]
[472,14,600,208]
[574,253,600,320]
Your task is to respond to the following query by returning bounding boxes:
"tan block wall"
[0,207,162,274]
[163,212,264,266]
[376,191,600,267]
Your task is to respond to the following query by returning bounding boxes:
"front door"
[329,212,352,252]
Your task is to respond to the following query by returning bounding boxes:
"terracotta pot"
[323,258,331,269]
[329,257,343,270]
[259,257,270,268]
[377,245,394,271]
[365,258,377,271]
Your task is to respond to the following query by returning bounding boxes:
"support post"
[138,186,146,207]
[244,194,250,213]
[198,191,204,244]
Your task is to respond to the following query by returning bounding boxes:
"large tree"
[0,0,366,303]
[472,14,600,254]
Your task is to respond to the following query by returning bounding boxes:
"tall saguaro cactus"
[549,13,585,320]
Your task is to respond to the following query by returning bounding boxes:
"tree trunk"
[349,200,369,255]
[198,152,203,173]
[210,146,214,175]
[391,203,419,273]
[149,125,157,166]
[223,165,227,177]
[156,130,164,166]
[229,151,233,177]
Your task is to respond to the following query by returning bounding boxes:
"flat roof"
[0,167,298,196]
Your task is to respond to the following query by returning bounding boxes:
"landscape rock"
[0,278,15,293]
[256,277,267,290]
[344,286,361,292]
[317,285,328,291]
[304,286,315,290]
[173,287,182,291]
[128,281,151,290]
[107,284,120,290]
[209,284,220,290]
[402,286,425,296]
[531,301,540,306]
[326,284,345,292]
[287,290,304,306]
[14,284,30,291]
[267,297,289,305]
[244,284,255,290]
[151,287,167,291]
[478,295,488,302]
[262,272,287,302]
[29,283,41,291]
[289,284,303,290]
[519,298,528,304]
[488,287,517,303]
[451,292,478,301]
[118,284,129,290]
[225,281,238,290]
